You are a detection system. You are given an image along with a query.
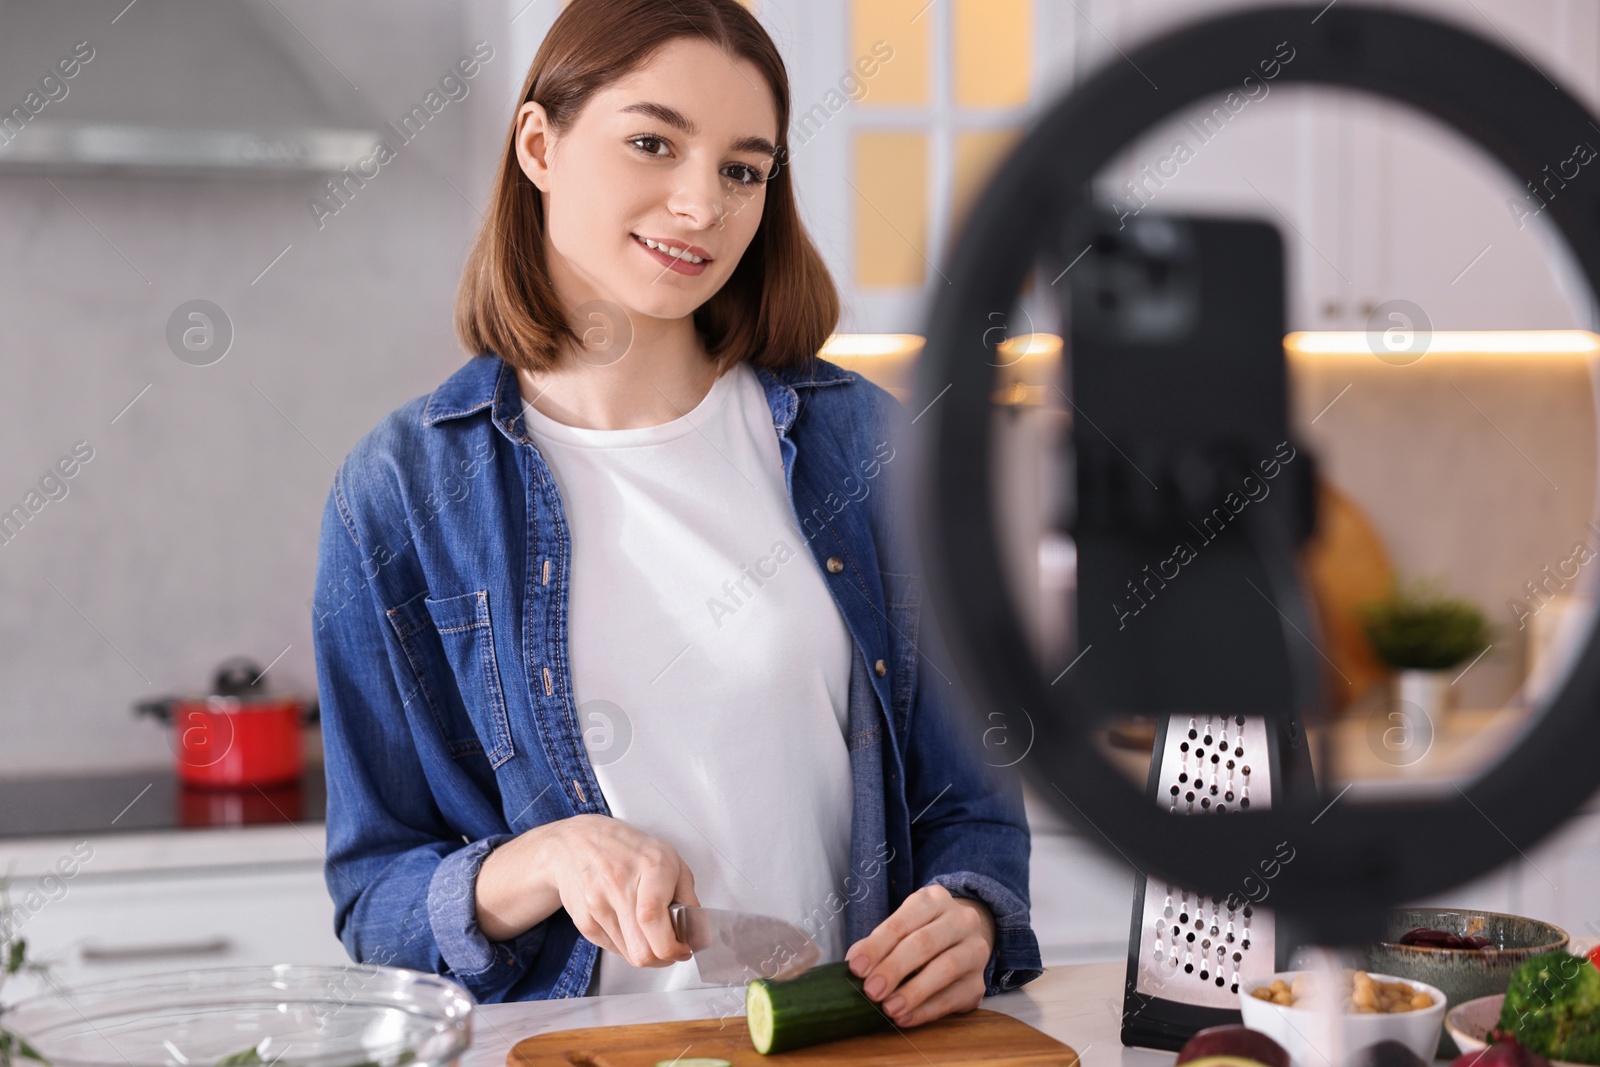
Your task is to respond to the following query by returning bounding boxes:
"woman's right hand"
[476,813,699,967]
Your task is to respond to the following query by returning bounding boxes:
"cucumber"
[745,960,891,1055]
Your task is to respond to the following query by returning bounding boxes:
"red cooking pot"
[135,657,319,788]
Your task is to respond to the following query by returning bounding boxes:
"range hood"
[0,0,382,177]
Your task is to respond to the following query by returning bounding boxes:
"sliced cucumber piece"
[745,960,890,1055]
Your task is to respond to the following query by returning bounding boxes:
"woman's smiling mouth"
[632,233,712,275]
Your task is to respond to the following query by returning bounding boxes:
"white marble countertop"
[0,822,329,878]
[463,962,1171,1067]
[466,942,1600,1067]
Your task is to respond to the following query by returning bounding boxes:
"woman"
[312,0,1041,1025]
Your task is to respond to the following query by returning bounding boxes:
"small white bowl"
[1447,993,1586,1067]
[1446,992,1504,1057]
[1239,970,1448,1067]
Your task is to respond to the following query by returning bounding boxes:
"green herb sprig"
[0,873,53,1067]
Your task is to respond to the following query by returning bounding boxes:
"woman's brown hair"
[454,0,841,377]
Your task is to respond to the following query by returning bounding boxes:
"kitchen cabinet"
[0,824,349,1006]
[1300,82,1594,333]
[1077,0,1600,333]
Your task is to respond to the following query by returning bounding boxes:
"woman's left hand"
[843,883,996,1028]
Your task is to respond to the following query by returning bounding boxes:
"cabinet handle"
[81,936,233,963]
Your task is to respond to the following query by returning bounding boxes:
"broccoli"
[1561,1013,1600,1065]
[1498,951,1600,1062]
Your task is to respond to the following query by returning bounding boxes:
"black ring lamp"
[912,3,1600,945]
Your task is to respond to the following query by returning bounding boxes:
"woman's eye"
[629,136,766,187]
[629,135,668,157]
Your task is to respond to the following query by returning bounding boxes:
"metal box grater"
[1121,710,1314,1050]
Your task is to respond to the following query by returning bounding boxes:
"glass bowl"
[1,964,473,1067]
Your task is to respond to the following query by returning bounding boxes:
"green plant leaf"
[1358,576,1493,671]
[6,940,25,976]
[14,1034,48,1065]
[0,1025,52,1067]
[214,1046,265,1067]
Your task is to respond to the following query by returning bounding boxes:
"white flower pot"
[1393,668,1454,725]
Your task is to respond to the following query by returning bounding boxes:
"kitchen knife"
[668,902,821,984]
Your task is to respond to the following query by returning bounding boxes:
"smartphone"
[1062,206,1313,720]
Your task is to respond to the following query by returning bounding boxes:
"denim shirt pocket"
[880,571,923,736]
[386,589,516,768]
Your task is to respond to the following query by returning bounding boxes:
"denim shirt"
[311,349,1044,1004]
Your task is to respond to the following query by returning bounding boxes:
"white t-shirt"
[520,360,856,996]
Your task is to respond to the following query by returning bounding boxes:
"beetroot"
[1449,1039,1553,1067]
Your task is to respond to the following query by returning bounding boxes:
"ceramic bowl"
[1239,970,1447,1067]
[1367,908,1569,1057]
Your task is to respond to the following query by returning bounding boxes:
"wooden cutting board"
[506,1009,1079,1067]
[1301,476,1395,712]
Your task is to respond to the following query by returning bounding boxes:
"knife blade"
[668,902,821,985]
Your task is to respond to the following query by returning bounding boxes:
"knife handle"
[669,901,687,946]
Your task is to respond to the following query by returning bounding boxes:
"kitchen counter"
[0,762,326,838]
[464,962,1174,1067]
[466,938,1600,1067]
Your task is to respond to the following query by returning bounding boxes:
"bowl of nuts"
[1238,969,1448,1067]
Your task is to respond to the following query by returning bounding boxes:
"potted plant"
[1358,578,1493,728]
[0,873,52,1067]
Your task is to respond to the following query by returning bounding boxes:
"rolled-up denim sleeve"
[313,470,550,1003]
[927,869,1043,997]
[427,833,548,980]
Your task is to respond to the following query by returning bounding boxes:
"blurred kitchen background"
[3,0,1600,998]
